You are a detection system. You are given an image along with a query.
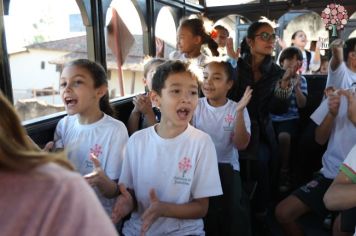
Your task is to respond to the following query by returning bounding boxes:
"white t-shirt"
[169,51,209,68]
[311,97,356,179]
[192,97,251,171]
[54,114,128,214]
[120,124,222,236]
[326,61,356,89]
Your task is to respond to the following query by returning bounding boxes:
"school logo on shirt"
[223,113,235,131]
[174,157,192,185]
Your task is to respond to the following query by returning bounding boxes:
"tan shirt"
[0,163,118,236]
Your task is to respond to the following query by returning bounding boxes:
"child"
[169,17,219,67]
[212,25,229,56]
[112,60,223,235]
[0,92,118,236]
[54,59,128,215]
[192,60,252,236]
[271,46,308,192]
[127,58,165,135]
[275,89,356,236]
[278,30,321,74]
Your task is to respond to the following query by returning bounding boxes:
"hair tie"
[210,29,218,39]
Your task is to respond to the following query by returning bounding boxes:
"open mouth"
[64,97,78,107]
[177,107,191,120]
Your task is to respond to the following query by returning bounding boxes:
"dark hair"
[240,37,250,57]
[179,18,219,56]
[247,21,273,39]
[152,60,198,95]
[279,46,303,65]
[63,59,115,117]
[143,58,166,78]
[214,25,229,37]
[343,37,356,62]
[291,30,305,46]
[207,61,236,82]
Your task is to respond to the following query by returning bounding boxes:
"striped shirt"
[271,75,308,121]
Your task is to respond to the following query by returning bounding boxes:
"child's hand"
[226,38,240,59]
[330,39,344,55]
[339,88,356,124]
[324,86,336,97]
[84,153,105,187]
[292,76,301,89]
[277,37,287,49]
[133,95,152,115]
[111,184,135,224]
[141,189,163,236]
[237,86,252,112]
[27,136,54,152]
[327,91,341,117]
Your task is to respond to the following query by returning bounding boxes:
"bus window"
[5,0,86,122]
[105,0,145,98]
[205,0,260,7]
[155,6,177,58]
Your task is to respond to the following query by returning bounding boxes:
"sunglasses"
[254,32,277,42]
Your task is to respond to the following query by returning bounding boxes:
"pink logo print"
[90,144,103,158]
[178,157,192,178]
[224,114,234,126]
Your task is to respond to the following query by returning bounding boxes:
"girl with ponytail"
[54,59,128,216]
[169,17,219,67]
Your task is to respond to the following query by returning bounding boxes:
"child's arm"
[294,76,307,108]
[324,171,356,211]
[84,154,119,198]
[128,95,157,135]
[233,86,252,150]
[329,39,344,71]
[315,92,340,145]
[140,188,208,235]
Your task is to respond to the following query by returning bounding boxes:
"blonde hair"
[0,92,73,171]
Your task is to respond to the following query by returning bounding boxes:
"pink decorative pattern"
[178,157,192,177]
[321,3,348,30]
[90,144,103,158]
[224,114,234,126]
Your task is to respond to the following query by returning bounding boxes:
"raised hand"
[226,37,240,59]
[330,39,344,51]
[237,86,252,112]
[84,153,103,187]
[277,36,287,49]
[111,184,135,224]
[133,94,153,115]
[155,37,165,58]
[327,91,341,117]
[141,189,163,236]
[339,88,356,124]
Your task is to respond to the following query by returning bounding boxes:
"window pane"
[205,0,260,7]
[186,0,200,5]
[155,7,177,58]
[106,0,145,98]
[5,0,86,122]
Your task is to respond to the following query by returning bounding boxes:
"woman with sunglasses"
[228,21,294,235]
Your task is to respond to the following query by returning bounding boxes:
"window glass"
[185,0,200,5]
[106,0,144,98]
[205,0,259,7]
[350,30,356,38]
[5,0,86,121]
[155,7,177,58]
